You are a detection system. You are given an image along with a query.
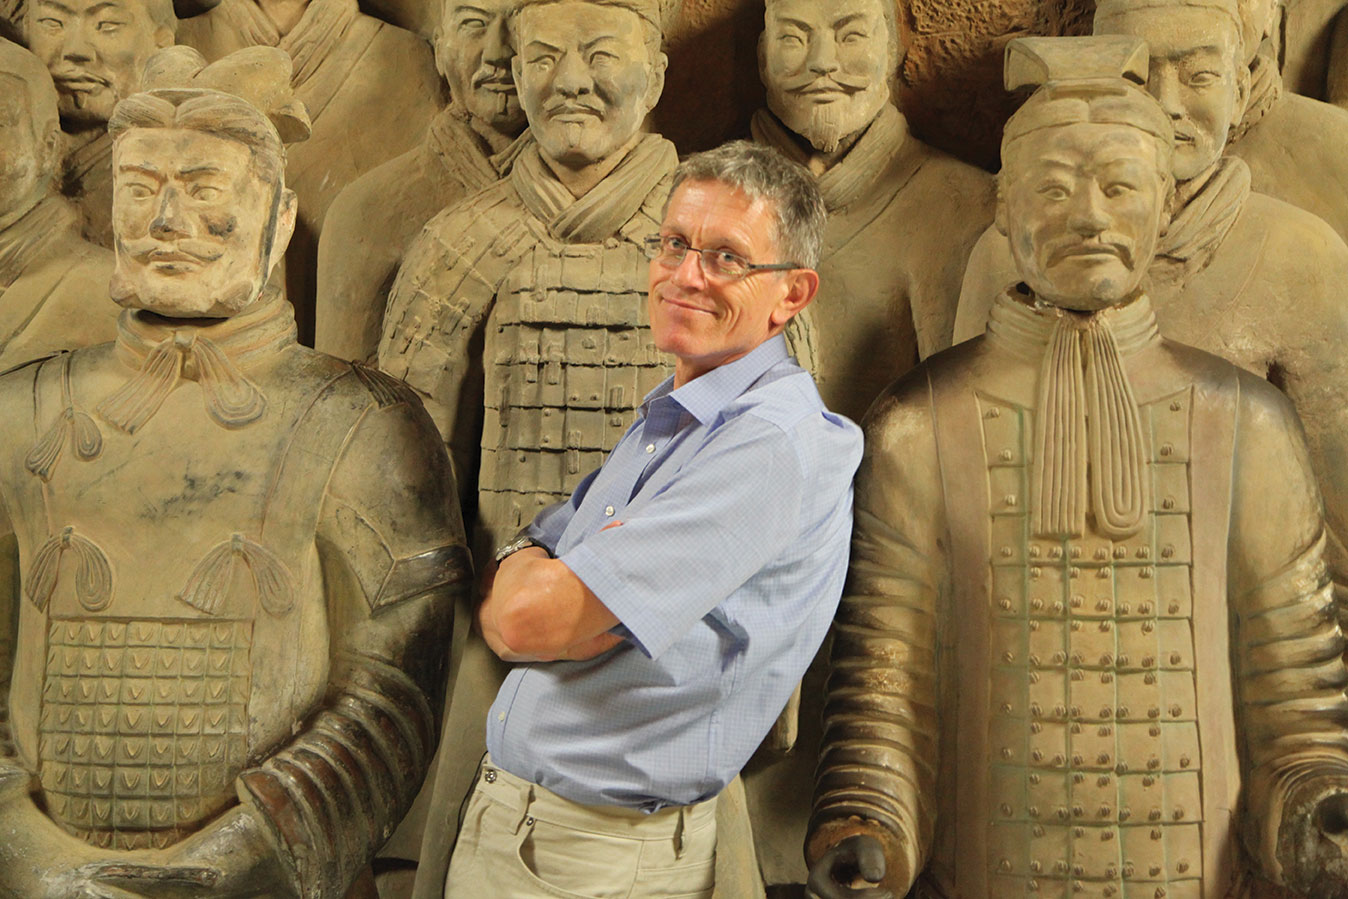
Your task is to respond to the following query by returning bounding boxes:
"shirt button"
[605,505,615,516]
[645,443,655,453]
[497,712,505,722]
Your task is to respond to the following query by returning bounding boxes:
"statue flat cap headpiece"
[1094,0,1243,31]
[1002,35,1174,148]
[0,37,60,131]
[513,0,680,36]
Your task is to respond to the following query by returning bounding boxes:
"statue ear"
[154,25,175,49]
[644,51,667,115]
[268,188,298,273]
[1231,59,1251,129]
[994,179,1009,237]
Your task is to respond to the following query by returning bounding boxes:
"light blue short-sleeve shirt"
[486,335,863,810]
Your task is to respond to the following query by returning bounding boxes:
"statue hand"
[1279,780,1348,896]
[806,833,894,899]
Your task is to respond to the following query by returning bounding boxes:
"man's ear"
[770,268,820,328]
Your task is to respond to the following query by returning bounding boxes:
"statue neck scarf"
[0,196,76,289]
[1152,154,1251,287]
[987,290,1160,541]
[1229,50,1282,144]
[429,105,517,194]
[510,133,678,244]
[99,288,296,434]
[211,0,358,86]
[750,104,911,213]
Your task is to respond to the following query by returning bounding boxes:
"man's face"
[110,128,291,318]
[649,179,814,382]
[513,1,662,170]
[1002,123,1167,312]
[761,0,892,154]
[1097,8,1245,181]
[26,0,169,127]
[436,1,525,135]
[0,90,49,225]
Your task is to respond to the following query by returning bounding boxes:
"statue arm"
[806,382,946,896]
[376,208,507,468]
[1228,384,1348,892]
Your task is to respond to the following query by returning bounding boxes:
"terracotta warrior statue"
[0,38,115,370]
[955,0,1348,605]
[752,0,994,423]
[0,45,467,898]
[23,0,175,247]
[177,0,445,344]
[314,0,528,364]
[807,35,1348,899]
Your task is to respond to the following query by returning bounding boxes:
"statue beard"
[108,252,270,319]
[768,79,889,156]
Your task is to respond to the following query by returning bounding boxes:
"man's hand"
[806,834,893,899]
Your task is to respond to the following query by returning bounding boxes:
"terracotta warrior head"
[436,0,527,138]
[759,0,899,155]
[1094,0,1249,182]
[106,45,310,318]
[24,0,175,128]
[0,38,62,230]
[997,36,1175,312]
[508,0,673,178]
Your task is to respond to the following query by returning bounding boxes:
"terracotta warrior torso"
[0,297,466,858]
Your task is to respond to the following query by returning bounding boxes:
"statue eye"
[1038,184,1070,201]
[1103,182,1135,199]
[458,17,486,30]
[95,19,124,32]
[124,182,154,199]
[35,16,63,31]
[777,32,804,48]
[840,28,868,44]
[1187,70,1220,88]
[191,186,222,201]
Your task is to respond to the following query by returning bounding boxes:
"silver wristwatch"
[494,534,549,564]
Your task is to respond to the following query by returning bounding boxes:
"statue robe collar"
[987,289,1160,541]
[428,104,528,195]
[0,196,77,289]
[1152,155,1252,288]
[509,132,677,244]
[1229,50,1282,144]
[98,289,296,434]
[208,0,359,87]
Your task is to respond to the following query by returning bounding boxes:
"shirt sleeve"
[525,467,601,552]
[558,414,809,659]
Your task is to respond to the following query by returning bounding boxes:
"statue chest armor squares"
[3,344,344,851]
[477,234,670,542]
[978,387,1201,896]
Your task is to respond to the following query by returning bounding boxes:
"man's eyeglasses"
[642,234,800,281]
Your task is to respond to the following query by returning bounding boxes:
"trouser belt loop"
[511,780,536,835]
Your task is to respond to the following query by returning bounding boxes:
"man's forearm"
[479,549,621,660]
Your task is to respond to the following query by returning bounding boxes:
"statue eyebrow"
[118,162,164,180]
[831,12,868,29]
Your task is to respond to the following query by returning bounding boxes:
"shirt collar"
[644,334,791,425]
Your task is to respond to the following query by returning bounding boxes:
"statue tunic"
[809,293,1348,899]
[59,130,114,249]
[752,105,995,423]
[379,134,678,554]
[315,105,525,363]
[0,296,468,896]
[178,0,444,343]
[953,159,1348,604]
[0,196,115,371]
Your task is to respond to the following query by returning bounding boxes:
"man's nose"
[150,188,190,239]
[670,247,707,288]
[553,51,593,96]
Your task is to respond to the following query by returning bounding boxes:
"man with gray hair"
[444,138,861,898]
[0,38,115,369]
[24,0,176,246]
[752,0,994,423]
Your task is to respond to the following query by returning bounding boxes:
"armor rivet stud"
[1170,400,1182,411]
[1048,546,1061,560]
[1001,546,1014,558]
[1151,828,1163,840]
[1119,808,1131,821]
[1057,807,1069,820]
[1000,449,1013,461]
[1002,747,1013,759]
[1033,826,1045,837]
[1173,808,1185,820]
[1150,866,1162,876]
[1143,775,1154,787]
[999,859,1012,872]
[1168,602,1180,614]
[1177,861,1189,873]
[1180,756,1191,768]
[1073,827,1084,838]
[1162,498,1175,510]
[1005,494,1018,507]
[1156,890,1167,899]
[1071,547,1082,559]
[999,599,1013,611]
[1149,809,1162,821]
[1160,443,1173,456]
[1001,804,1013,817]
[1073,773,1085,784]
[1170,653,1183,665]
[1095,548,1108,560]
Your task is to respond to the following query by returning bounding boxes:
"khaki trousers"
[444,759,717,899]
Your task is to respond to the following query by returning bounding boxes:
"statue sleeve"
[806,377,947,894]
[1228,381,1348,883]
[236,389,471,898]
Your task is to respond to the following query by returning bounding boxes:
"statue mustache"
[121,237,225,265]
[1048,239,1133,267]
[49,65,111,87]
[471,64,514,89]
[783,72,871,94]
